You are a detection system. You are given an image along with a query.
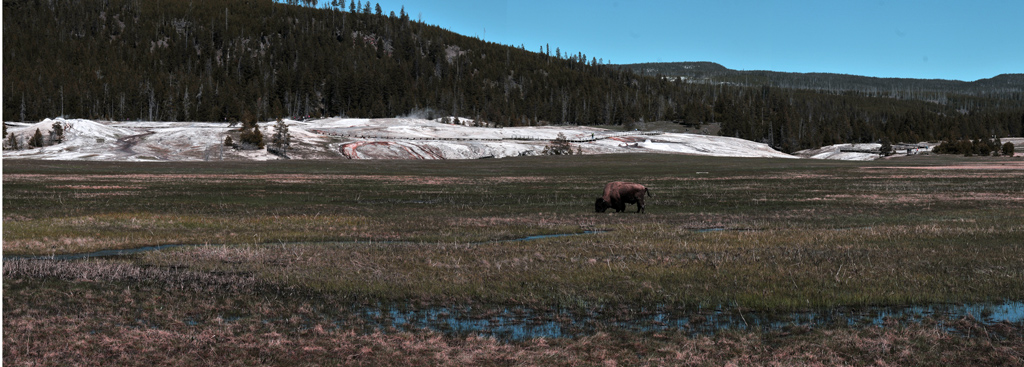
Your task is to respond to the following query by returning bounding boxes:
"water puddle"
[198,301,1023,341]
[504,230,604,242]
[341,302,1024,340]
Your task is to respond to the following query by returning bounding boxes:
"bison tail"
[646,188,653,197]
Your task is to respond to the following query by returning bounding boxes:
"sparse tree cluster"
[237,121,265,150]
[934,138,1016,157]
[3,121,68,150]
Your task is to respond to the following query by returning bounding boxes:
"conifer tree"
[5,132,20,150]
[250,125,265,149]
[49,121,65,144]
[879,138,892,156]
[270,118,290,154]
[238,116,265,149]
[28,128,44,148]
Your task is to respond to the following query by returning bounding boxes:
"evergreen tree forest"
[4,0,1023,151]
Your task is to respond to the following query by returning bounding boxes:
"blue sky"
[344,0,1021,81]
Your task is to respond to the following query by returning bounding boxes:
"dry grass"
[4,155,1024,365]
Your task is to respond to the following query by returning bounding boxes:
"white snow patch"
[5,117,799,161]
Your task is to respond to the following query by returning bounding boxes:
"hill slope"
[3,0,1022,152]
[617,62,1024,97]
[2,0,669,127]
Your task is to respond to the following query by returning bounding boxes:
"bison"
[595,181,651,213]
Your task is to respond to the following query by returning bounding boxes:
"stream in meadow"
[342,301,1024,340]
[6,229,1022,340]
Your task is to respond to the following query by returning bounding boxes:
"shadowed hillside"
[618,62,1024,98]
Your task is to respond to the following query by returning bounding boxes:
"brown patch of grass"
[3,259,261,291]
[871,161,1024,170]
[823,192,1024,204]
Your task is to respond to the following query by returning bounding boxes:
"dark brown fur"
[595,181,651,213]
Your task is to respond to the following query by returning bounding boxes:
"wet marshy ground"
[6,229,1021,341]
[184,301,1024,341]
[392,302,1023,340]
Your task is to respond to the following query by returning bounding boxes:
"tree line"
[4,0,1023,152]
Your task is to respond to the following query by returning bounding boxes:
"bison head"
[595,198,611,212]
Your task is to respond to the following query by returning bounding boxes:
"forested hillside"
[4,0,1023,151]
[620,62,1024,101]
[3,0,660,127]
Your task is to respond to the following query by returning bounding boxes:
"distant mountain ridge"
[617,62,1024,97]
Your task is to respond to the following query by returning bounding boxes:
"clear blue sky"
[344,0,1021,82]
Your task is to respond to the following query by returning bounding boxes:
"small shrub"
[542,133,575,155]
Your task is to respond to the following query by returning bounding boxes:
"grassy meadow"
[4,154,1024,365]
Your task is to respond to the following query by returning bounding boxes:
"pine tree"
[28,128,45,148]
[269,118,290,155]
[5,132,20,150]
[879,138,892,156]
[238,117,265,149]
[49,121,65,144]
[251,125,264,148]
